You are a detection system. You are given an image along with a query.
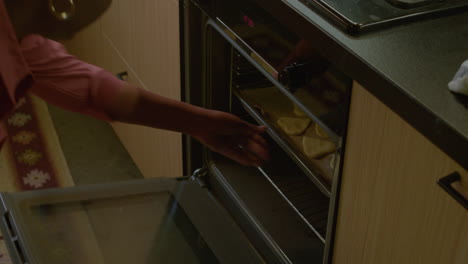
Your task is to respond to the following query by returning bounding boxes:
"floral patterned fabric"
[3,95,60,190]
[0,94,69,262]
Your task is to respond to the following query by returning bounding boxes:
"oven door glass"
[0,178,264,264]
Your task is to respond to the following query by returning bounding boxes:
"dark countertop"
[255,0,468,169]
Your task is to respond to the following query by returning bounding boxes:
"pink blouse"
[0,0,123,149]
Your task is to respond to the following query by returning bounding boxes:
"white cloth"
[448,60,468,96]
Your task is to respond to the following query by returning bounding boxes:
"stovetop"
[295,0,468,34]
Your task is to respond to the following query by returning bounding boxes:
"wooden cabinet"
[333,82,468,264]
[63,0,182,178]
[100,0,181,97]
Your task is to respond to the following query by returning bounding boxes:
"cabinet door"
[63,0,182,178]
[105,49,183,179]
[100,0,181,100]
[333,82,468,264]
[101,0,182,178]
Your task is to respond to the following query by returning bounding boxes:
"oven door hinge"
[190,167,209,188]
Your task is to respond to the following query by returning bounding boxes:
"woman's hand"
[107,84,270,167]
[192,111,270,167]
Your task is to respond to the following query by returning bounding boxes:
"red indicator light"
[243,15,255,28]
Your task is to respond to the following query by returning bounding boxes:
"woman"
[0,0,270,167]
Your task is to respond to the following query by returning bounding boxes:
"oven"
[183,0,352,263]
[0,0,352,263]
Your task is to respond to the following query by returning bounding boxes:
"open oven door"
[0,175,265,264]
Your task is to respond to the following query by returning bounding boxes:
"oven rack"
[207,19,341,144]
[257,164,329,242]
[234,92,332,197]
[232,127,330,241]
[208,151,327,262]
[208,137,330,244]
[238,122,331,240]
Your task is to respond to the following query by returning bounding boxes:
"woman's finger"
[250,133,268,149]
[240,121,267,136]
[244,135,270,161]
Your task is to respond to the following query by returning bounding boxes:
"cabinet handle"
[437,172,468,210]
[116,71,129,81]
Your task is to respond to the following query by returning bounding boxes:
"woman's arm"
[23,35,269,167]
[104,83,270,167]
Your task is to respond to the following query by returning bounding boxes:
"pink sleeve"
[20,34,124,121]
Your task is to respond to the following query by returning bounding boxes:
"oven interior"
[183,1,352,263]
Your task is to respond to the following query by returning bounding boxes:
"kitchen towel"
[448,60,468,96]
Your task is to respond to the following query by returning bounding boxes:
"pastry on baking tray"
[302,135,335,159]
[314,123,329,139]
[277,117,311,136]
[293,104,308,117]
